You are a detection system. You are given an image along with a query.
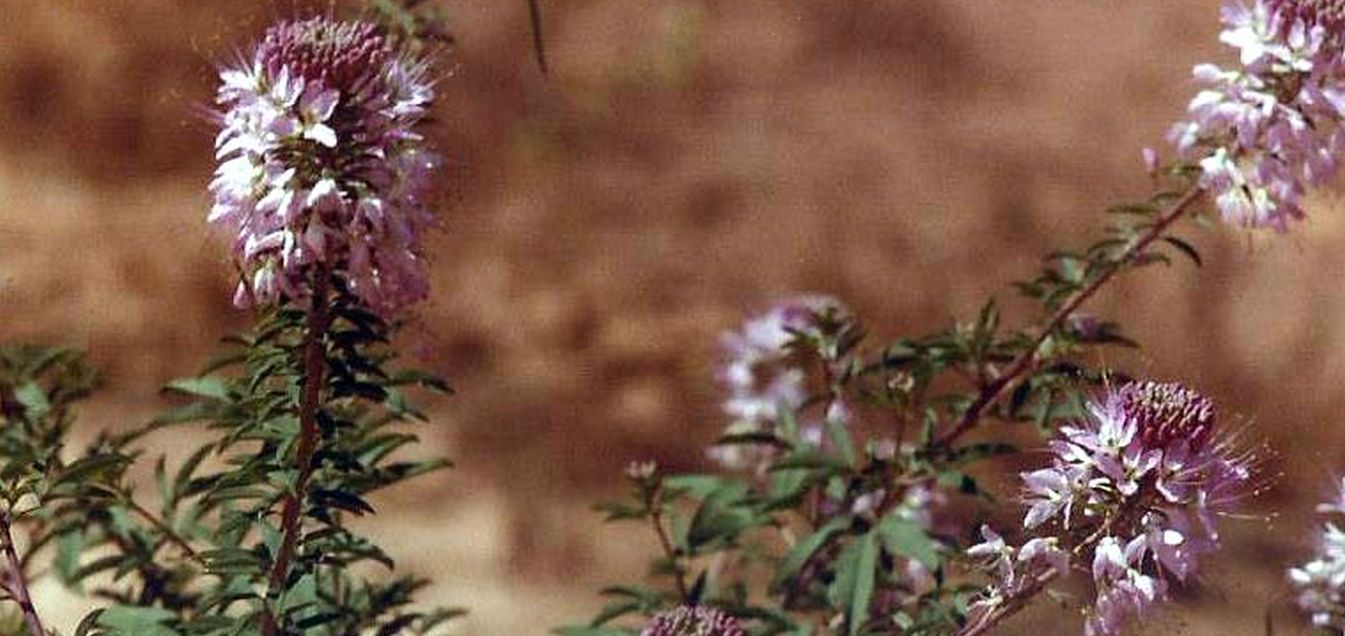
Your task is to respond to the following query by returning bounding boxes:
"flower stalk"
[262,266,331,636]
[649,482,691,603]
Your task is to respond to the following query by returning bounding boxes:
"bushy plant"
[560,1,1345,635]
[5,1,1345,635]
[0,4,464,636]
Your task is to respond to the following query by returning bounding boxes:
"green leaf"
[14,381,49,417]
[163,377,231,402]
[831,532,879,635]
[594,500,647,521]
[827,419,856,467]
[295,612,342,630]
[715,431,792,449]
[1105,202,1157,217]
[97,606,179,636]
[312,488,376,516]
[877,514,941,570]
[589,600,642,627]
[685,484,754,552]
[149,400,226,426]
[53,453,129,490]
[75,610,104,636]
[199,548,263,576]
[662,474,727,499]
[769,450,849,473]
[55,529,87,586]
[385,369,453,393]
[1162,236,1203,267]
[772,515,850,591]
[553,628,633,636]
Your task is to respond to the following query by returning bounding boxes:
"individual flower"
[964,525,1071,628]
[1170,0,1345,229]
[640,606,745,636]
[708,295,849,470]
[1290,477,1345,630]
[973,381,1254,635]
[210,17,439,316]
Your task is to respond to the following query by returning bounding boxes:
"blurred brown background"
[1,1,1343,634]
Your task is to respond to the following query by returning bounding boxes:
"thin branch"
[123,497,202,564]
[0,512,46,636]
[261,267,332,636]
[933,186,1206,450]
[649,485,690,602]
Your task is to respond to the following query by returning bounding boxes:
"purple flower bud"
[1267,0,1345,34]
[1141,147,1160,174]
[1112,381,1216,452]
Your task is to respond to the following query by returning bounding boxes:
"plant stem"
[0,512,45,636]
[526,0,547,74]
[262,269,332,636]
[649,485,690,602]
[934,186,1205,450]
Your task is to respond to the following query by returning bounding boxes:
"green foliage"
[0,277,456,636]
[562,167,1212,634]
[0,9,479,635]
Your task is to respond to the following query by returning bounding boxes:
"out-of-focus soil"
[0,1,1342,634]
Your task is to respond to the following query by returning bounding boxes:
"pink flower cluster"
[1289,477,1345,630]
[210,18,438,316]
[640,606,745,636]
[1170,0,1345,229]
[972,382,1253,635]
[710,295,849,469]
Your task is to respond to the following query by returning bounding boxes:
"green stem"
[649,485,690,602]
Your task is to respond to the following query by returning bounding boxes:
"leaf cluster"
[0,283,458,636]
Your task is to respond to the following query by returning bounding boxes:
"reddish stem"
[0,512,45,636]
[933,186,1205,450]
[261,269,331,636]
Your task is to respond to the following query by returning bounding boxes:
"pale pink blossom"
[211,18,438,316]
[1171,0,1345,229]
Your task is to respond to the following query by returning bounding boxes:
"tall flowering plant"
[560,1,1345,635]
[0,8,461,636]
